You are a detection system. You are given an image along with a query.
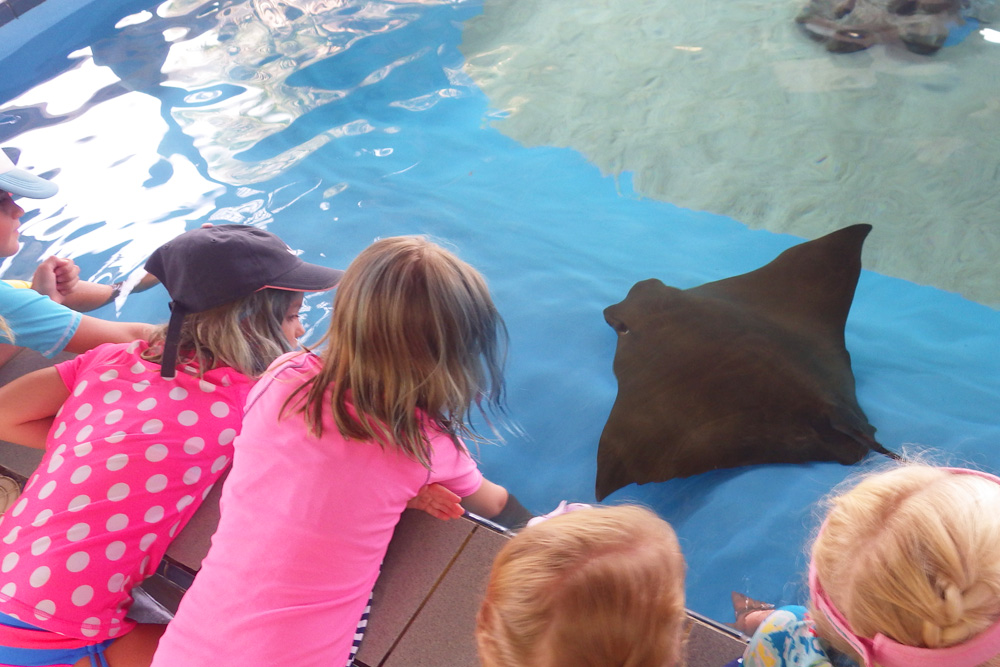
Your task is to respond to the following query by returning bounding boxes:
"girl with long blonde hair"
[151,236,520,667]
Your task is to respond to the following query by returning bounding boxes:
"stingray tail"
[873,441,904,461]
[853,429,902,462]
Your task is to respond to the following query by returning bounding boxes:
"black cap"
[144,224,343,378]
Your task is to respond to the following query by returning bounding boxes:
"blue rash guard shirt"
[0,280,81,357]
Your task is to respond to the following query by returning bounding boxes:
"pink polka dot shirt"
[0,340,252,641]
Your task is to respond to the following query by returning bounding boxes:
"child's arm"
[64,316,153,353]
[460,478,510,519]
[0,367,69,448]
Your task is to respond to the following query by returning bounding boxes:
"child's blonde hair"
[810,464,1000,667]
[476,504,687,667]
[142,288,299,378]
[0,315,12,344]
[290,236,507,467]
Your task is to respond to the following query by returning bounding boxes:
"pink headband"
[809,467,1000,667]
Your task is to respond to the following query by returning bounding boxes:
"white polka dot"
[106,453,128,471]
[103,389,122,404]
[109,621,121,637]
[53,444,67,456]
[3,526,20,544]
[145,444,168,462]
[80,617,100,638]
[106,431,126,444]
[71,585,94,606]
[2,552,19,573]
[73,381,89,397]
[75,425,93,442]
[221,375,232,387]
[10,498,27,517]
[198,379,216,393]
[168,523,180,538]
[144,506,164,523]
[183,437,205,454]
[107,573,125,593]
[73,442,93,457]
[34,600,55,620]
[182,467,202,485]
[106,541,126,561]
[176,495,194,512]
[107,483,130,502]
[130,362,145,374]
[145,475,168,493]
[68,495,90,512]
[106,514,128,532]
[211,456,229,473]
[137,398,157,411]
[210,402,230,418]
[66,551,90,573]
[32,509,53,527]
[70,466,92,484]
[46,454,64,474]
[139,555,151,576]
[105,409,124,425]
[53,422,67,438]
[38,481,57,499]
[133,380,151,393]
[74,403,93,420]
[66,523,90,542]
[177,410,198,426]
[218,429,237,446]
[142,419,163,435]
[139,533,157,551]
[29,566,50,587]
[201,485,214,500]
[1,582,15,597]
[126,340,140,354]
[30,536,51,556]
[169,387,189,400]
[99,369,119,382]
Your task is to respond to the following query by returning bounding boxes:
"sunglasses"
[809,467,1000,667]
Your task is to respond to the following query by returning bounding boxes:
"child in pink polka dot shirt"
[0,225,343,667]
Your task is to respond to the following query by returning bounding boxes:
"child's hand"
[31,257,80,302]
[51,258,81,297]
[407,483,464,520]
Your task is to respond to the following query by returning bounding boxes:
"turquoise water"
[1,0,999,624]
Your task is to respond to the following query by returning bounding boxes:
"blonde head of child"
[292,235,507,466]
[476,504,687,667]
[808,463,1000,667]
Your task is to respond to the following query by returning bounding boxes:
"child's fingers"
[51,258,81,294]
[408,484,464,520]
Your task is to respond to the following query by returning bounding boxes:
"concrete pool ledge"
[0,349,748,665]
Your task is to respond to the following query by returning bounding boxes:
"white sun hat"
[0,148,58,199]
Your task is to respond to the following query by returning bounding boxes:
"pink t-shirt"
[150,352,484,667]
[0,341,252,641]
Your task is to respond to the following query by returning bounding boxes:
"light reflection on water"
[1,0,999,623]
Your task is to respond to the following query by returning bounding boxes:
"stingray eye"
[606,314,630,334]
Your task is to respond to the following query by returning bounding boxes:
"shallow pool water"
[1,0,999,623]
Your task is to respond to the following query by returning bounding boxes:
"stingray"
[795,0,967,55]
[596,224,897,501]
